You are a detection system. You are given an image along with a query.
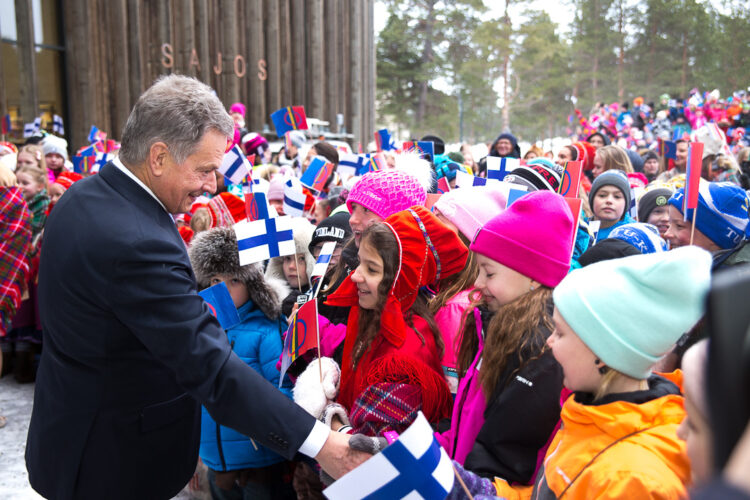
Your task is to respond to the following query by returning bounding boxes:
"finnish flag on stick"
[234,216,296,266]
[220,144,252,185]
[52,114,65,135]
[454,170,488,188]
[323,412,454,500]
[283,177,307,217]
[311,241,336,279]
[486,156,519,181]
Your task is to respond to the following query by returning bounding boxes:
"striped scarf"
[0,187,33,336]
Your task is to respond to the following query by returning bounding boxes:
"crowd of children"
[1,85,750,499]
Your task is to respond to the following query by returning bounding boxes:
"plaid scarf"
[26,189,49,239]
[0,187,33,336]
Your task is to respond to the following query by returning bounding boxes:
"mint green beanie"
[553,246,712,379]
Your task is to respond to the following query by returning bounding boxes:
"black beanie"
[308,212,352,253]
[578,238,641,267]
[637,187,673,222]
[421,135,445,156]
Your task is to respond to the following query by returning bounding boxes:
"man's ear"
[147,142,169,177]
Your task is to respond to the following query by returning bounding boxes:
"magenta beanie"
[229,102,246,117]
[470,190,575,287]
[346,170,427,219]
[434,186,507,241]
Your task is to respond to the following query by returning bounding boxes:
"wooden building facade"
[1,0,376,150]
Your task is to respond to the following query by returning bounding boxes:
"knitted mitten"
[446,461,497,500]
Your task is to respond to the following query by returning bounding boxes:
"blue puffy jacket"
[199,300,293,471]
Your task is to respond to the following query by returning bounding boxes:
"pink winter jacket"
[435,307,486,464]
[434,289,473,394]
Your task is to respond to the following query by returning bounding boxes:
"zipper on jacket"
[215,422,227,471]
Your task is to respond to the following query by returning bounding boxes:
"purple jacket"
[435,307,486,464]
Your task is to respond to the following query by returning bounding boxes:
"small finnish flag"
[52,114,65,135]
[220,144,252,185]
[337,153,366,179]
[323,412,454,500]
[283,177,307,217]
[454,170,488,188]
[24,117,41,138]
[234,216,296,266]
[311,241,336,279]
[486,156,519,181]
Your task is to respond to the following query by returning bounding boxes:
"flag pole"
[689,204,698,246]
[316,302,322,383]
[293,253,303,292]
[452,463,475,500]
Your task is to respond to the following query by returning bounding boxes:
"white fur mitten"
[293,357,340,419]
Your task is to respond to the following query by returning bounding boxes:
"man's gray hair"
[119,75,234,166]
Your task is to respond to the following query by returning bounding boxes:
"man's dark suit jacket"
[26,163,316,499]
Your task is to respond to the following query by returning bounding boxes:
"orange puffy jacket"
[494,371,690,500]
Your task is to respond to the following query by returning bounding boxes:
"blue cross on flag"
[24,117,41,138]
[311,241,336,280]
[283,177,307,217]
[454,170,489,188]
[323,412,454,500]
[234,216,296,266]
[220,144,252,185]
[52,114,65,135]
[337,153,371,179]
[486,156,519,181]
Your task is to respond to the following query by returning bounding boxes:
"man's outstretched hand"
[315,430,372,480]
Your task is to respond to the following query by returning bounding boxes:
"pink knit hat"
[470,190,575,287]
[268,175,286,201]
[229,102,246,117]
[346,170,427,219]
[433,186,507,241]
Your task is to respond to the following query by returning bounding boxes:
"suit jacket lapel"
[98,162,185,248]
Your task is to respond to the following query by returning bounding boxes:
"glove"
[293,357,340,419]
[446,461,497,500]
[322,403,350,428]
[349,433,388,454]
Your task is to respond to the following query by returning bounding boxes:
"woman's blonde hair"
[19,145,47,171]
[596,145,633,174]
[594,368,647,401]
[15,164,49,190]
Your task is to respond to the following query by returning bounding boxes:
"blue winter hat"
[608,222,668,254]
[494,132,518,147]
[667,181,750,249]
[434,154,466,181]
[554,246,712,379]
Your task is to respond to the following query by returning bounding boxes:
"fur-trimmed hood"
[264,217,316,286]
[188,226,289,320]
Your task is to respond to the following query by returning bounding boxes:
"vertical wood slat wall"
[61,0,374,151]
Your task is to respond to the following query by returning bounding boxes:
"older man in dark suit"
[26,75,364,499]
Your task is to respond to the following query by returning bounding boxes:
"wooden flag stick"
[316,307,322,383]
[689,204,698,246]
[293,253,303,292]
[452,463,475,500]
